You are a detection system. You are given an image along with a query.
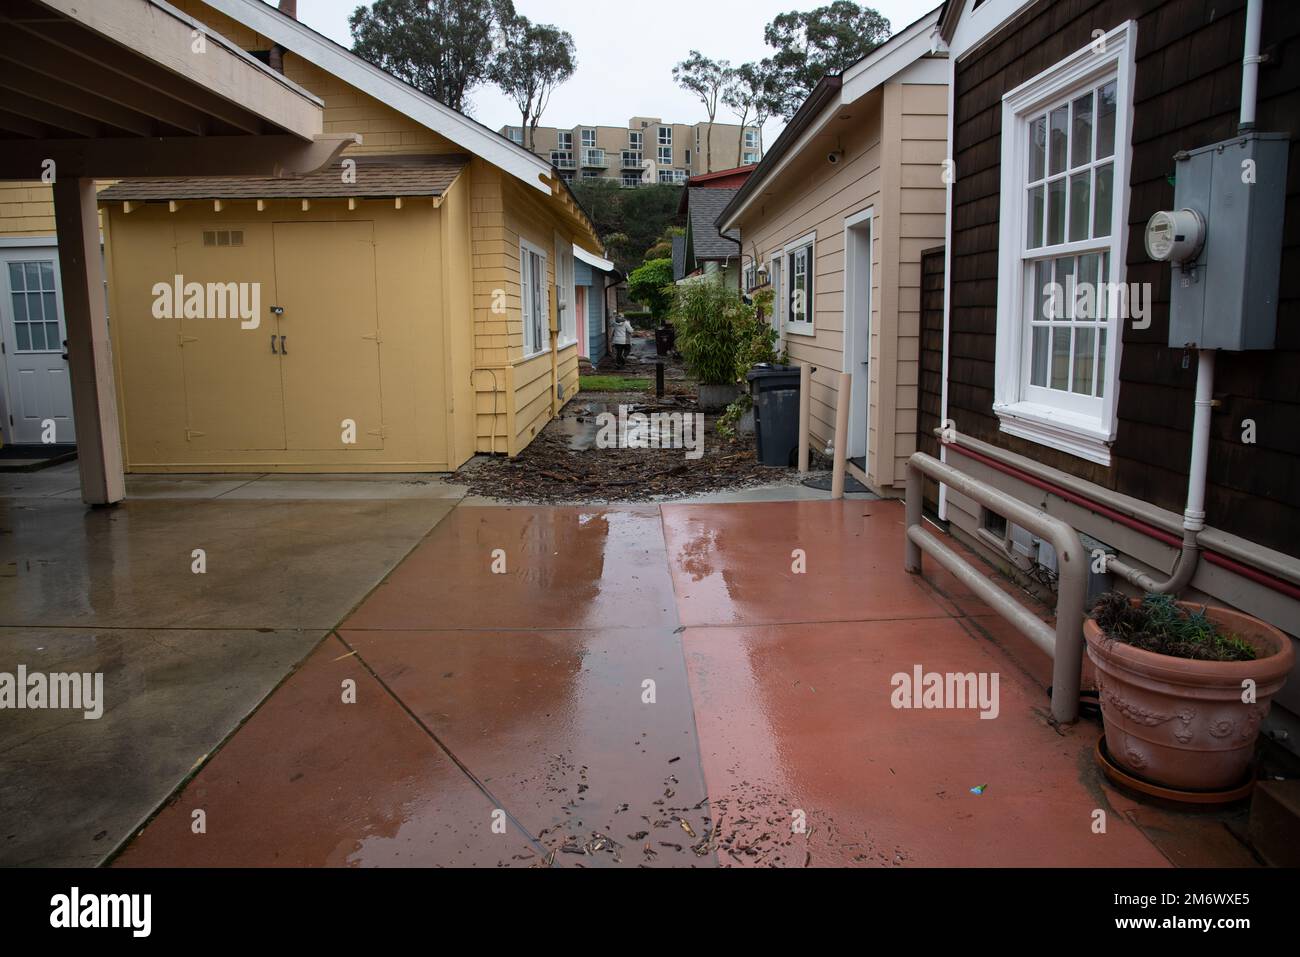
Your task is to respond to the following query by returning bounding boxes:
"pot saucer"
[1095,735,1255,805]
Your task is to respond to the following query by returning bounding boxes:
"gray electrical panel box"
[1167,132,1289,351]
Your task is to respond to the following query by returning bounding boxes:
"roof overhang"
[719,5,946,233]
[0,0,353,179]
[201,0,557,195]
[574,245,614,273]
[940,0,1041,60]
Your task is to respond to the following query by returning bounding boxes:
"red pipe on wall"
[944,442,1300,603]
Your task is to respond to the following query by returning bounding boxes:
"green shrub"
[669,280,748,386]
[670,281,789,387]
[627,258,675,322]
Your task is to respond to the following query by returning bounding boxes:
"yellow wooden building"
[0,0,601,472]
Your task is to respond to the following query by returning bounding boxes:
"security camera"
[827,150,845,165]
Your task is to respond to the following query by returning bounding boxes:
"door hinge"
[185,429,205,440]
[366,426,387,438]
[362,333,382,343]
[178,335,199,346]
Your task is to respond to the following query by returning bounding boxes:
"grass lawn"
[580,375,652,392]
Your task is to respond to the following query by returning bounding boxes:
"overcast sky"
[290,0,940,148]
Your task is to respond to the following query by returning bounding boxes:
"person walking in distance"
[612,315,634,368]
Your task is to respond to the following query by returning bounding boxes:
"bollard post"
[831,372,851,499]
[797,363,811,473]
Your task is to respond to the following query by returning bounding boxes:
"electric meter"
[1144,208,1205,264]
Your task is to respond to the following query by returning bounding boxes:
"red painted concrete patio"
[112,499,1240,867]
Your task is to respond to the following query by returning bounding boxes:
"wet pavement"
[0,468,459,866]
[98,495,1189,868]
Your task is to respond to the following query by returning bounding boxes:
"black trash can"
[746,364,802,467]
[655,323,676,356]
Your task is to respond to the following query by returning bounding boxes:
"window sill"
[521,346,550,361]
[993,401,1113,466]
[786,323,815,337]
[556,337,578,349]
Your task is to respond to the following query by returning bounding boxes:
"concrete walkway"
[3,468,1250,867]
[0,465,462,866]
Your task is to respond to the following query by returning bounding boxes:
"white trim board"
[719,6,945,233]
[991,20,1138,467]
[202,0,555,193]
[841,7,945,102]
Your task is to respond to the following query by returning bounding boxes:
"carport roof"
[99,154,470,201]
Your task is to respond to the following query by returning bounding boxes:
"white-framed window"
[783,232,815,335]
[550,150,573,169]
[554,232,577,348]
[658,145,673,166]
[558,131,573,150]
[993,21,1136,465]
[658,126,672,146]
[767,255,783,340]
[520,238,549,358]
[621,173,641,187]
[506,127,524,144]
[629,130,643,149]
[7,260,60,352]
[657,169,675,184]
[744,129,759,149]
[743,152,760,164]
[580,128,596,148]
[743,262,756,293]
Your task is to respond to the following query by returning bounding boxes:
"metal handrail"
[904,452,1086,723]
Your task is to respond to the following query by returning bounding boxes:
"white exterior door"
[843,210,873,463]
[0,249,74,445]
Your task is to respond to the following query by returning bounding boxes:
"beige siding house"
[719,8,947,495]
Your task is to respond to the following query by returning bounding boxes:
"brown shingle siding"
[948,0,1300,555]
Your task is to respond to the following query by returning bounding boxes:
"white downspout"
[1106,0,1262,594]
[1240,0,1264,131]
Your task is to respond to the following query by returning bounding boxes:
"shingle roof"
[99,154,469,202]
[671,233,687,281]
[687,187,741,261]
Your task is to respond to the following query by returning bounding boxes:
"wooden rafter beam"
[0,28,207,135]
[0,107,48,138]
[0,70,156,137]
[27,0,322,139]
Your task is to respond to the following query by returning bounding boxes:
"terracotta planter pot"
[1084,602,1294,791]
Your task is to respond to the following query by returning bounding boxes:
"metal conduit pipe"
[1106,349,1215,594]
[1111,0,1260,593]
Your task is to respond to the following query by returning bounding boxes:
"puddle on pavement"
[558,400,699,452]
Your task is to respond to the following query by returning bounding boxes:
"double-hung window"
[994,22,1136,465]
[554,233,577,348]
[520,239,549,358]
[783,233,815,336]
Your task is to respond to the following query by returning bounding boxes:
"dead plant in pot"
[1084,592,1293,792]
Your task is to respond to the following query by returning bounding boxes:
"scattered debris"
[446,390,800,503]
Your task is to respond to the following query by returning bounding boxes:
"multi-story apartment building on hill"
[501,117,763,187]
